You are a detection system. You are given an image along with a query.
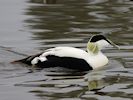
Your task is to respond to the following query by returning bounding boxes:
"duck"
[14,35,119,71]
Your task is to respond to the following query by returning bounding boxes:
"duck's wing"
[12,47,88,65]
[11,47,71,65]
[31,47,89,65]
[42,47,88,58]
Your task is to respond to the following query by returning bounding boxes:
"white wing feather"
[31,47,90,65]
[41,47,89,58]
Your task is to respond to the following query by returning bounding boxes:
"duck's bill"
[107,39,120,50]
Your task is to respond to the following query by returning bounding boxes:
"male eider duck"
[15,35,119,71]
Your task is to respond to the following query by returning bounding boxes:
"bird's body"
[14,35,119,71]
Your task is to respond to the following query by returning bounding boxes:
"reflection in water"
[30,0,57,4]
[26,0,96,42]
[13,67,133,100]
[0,0,133,100]
[43,0,57,4]
[23,0,133,100]
[25,0,133,49]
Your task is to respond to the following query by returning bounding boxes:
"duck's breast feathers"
[41,47,89,59]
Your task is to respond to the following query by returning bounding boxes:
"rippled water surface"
[0,0,133,100]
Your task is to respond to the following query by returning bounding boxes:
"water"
[0,0,133,100]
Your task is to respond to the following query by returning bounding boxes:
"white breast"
[86,52,109,69]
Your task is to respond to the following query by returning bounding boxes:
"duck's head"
[87,35,119,54]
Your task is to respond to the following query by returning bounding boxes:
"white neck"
[86,42,109,69]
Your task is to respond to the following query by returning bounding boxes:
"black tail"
[11,56,33,65]
[11,52,42,65]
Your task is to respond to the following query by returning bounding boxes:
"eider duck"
[15,35,119,71]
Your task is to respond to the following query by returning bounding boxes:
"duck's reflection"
[43,0,57,4]
[85,70,129,91]
[30,0,57,4]
[84,71,107,91]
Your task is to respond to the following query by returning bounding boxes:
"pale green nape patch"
[87,42,99,54]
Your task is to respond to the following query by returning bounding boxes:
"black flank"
[36,55,92,71]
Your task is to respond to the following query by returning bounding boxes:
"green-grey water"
[0,0,133,100]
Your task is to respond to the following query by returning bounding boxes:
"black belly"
[36,55,92,71]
